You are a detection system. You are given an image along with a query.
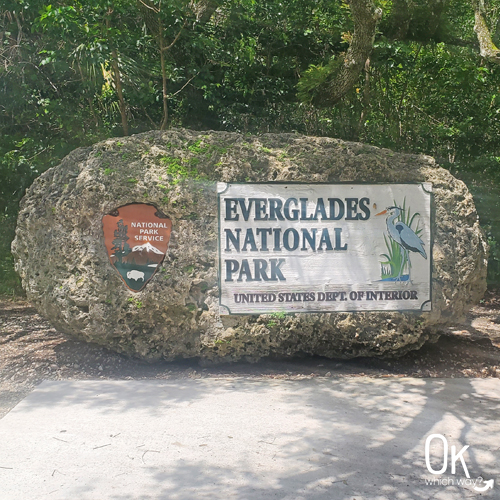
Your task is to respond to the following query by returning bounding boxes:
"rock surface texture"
[12,129,488,362]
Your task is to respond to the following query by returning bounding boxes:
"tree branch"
[189,0,220,24]
[163,19,187,51]
[473,0,500,64]
[137,0,159,14]
[320,0,382,106]
[106,15,129,136]
[168,71,199,98]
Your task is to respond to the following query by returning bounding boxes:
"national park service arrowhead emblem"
[102,204,172,292]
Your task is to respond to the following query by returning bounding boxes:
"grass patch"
[160,156,201,185]
[127,297,143,309]
[187,139,210,155]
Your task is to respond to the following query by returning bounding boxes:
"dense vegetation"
[2,0,500,295]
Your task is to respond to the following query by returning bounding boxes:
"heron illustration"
[376,206,427,282]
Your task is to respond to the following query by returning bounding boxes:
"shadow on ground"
[1,378,499,499]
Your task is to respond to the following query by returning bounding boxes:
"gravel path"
[2,293,500,419]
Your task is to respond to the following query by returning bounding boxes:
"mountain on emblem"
[102,204,172,292]
[131,242,164,254]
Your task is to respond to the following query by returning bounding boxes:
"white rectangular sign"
[218,183,432,314]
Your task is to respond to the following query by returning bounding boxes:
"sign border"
[217,182,433,315]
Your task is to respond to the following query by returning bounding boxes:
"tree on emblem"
[111,219,131,264]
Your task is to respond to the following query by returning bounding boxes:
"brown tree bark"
[137,0,190,130]
[106,15,128,136]
[357,57,371,137]
[322,0,382,106]
[189,0,220,24]
[110,49,129,136]
[159,33,168,130]
[473,0,500,64]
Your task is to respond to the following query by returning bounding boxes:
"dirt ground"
[2,293,500,419]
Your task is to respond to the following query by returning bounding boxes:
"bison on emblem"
[127,270,145,282]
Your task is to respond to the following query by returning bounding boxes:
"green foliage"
[453,168,500,285]
[3,0,500,294]
[0,214,23,296]
[187,139,210,154]
[159,156,201,184]
[297,57,342,103]
[271,311,286,319]
[267,311,286,327]
[127,297,143,309]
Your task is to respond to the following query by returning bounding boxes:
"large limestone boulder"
[12,129,488,362]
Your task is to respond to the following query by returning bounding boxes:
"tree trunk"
[106,16,128,136]
[323,0,382,106]
[189,0,220,23]
[159,34,169,130]
[110,50,129,136]
[357,57,371,136]
[473,0,500,65]
[136,0,218,129]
